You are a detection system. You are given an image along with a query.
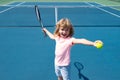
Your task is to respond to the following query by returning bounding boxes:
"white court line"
[85,2,120,18]
[55,7,58,24]
[94,2,120,14]
[0,2,26,14]
[96,7,120,18]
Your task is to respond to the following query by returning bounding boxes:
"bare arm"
[42,28,55,40]
[73,38,95,46]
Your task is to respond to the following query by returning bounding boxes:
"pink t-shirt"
[55,37,74,66]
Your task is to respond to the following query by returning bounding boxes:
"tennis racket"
[74,62,89,80]
[35,5,47,36]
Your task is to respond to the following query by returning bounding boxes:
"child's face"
[59,27,70,38]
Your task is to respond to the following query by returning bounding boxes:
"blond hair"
[54,18,74,37]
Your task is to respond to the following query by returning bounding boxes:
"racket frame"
[35,5,47,36]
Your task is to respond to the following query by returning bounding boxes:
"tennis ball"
[95,40,103,49]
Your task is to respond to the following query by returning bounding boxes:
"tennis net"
[0,5,120,27]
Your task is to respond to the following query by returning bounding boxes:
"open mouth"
[60,33,67,37]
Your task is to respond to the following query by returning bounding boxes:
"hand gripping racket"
[35,5,47,36]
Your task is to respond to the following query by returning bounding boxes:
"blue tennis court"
[0,2,120,80]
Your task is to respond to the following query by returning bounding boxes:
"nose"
[62,30,66,33]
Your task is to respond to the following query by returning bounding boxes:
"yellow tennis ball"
[95,40,103,49]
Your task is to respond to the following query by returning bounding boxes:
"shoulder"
[67,37,76,45]
[70,37,76,41]
[54,36,60,40]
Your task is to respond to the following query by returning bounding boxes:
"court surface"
[0,2,120,80]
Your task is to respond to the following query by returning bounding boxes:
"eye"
[65,29,69,32]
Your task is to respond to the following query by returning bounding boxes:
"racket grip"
[42,28,47,37]
[43,30,47,37]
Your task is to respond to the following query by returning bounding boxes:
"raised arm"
[72,38,95,46]
[42,28,55,40]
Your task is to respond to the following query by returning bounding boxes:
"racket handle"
[42,28,47,37]
[43,30,47,37]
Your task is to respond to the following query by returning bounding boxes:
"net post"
[55,6,58,24]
